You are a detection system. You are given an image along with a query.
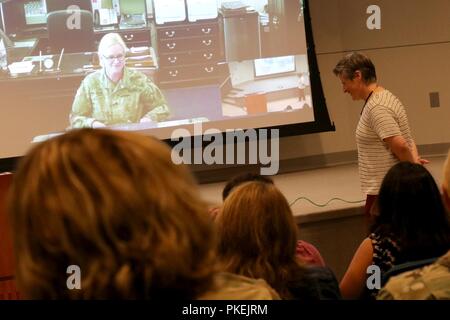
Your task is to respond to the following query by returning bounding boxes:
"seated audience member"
[70,33,170,128]
[217,172,326,267]
[377,152,450,300]
[215,181,341,300]
[340,162,450,299]
[7,129,279,299]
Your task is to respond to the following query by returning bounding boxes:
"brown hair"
[333,52,377,84]
[8,129,215,299]
[216,181,305,299]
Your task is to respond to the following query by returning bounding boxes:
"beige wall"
[278,0,450,161]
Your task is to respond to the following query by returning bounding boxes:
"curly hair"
[8,129,216,299]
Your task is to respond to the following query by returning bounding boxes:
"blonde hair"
[216,181,306,299]
[98,32,127,56]
[8,129,216,299]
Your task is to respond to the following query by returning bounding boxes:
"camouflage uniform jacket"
[377,250,450,300]
[70,67,170,128]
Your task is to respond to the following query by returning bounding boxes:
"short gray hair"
[333,52,377,84]
[98,33,128,56]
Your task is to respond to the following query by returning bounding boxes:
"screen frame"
[0,0,335,172]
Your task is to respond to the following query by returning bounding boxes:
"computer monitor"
[23,0,47,26]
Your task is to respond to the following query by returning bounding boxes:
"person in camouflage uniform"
[377,251,450,300]
[70,33,170,128]
[377,151,450,300]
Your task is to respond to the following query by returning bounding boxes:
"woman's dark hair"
[372,162,450,261]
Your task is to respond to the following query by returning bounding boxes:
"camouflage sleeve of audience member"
[141,79,170,122]
[70,79,97,128]
[376,287,395,300]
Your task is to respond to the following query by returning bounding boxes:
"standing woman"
[333,52,427,219]
[70,33,170,128]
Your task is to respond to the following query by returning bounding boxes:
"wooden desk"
[6,39,38,63]
[1,49,157,81]
[9,26,152,55]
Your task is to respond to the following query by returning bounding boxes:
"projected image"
[220,0,306,60]
[221,55,313,122]
[0,0,332,161]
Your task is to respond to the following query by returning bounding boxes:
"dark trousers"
[364,194,378,232]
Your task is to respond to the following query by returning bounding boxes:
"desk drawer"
[159,50,220,66]
[121,30,151,45]
[159,36,217,53]
[159,64,220,82]
[157,23,219,40]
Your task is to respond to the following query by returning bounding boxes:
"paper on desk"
[23,55,53,62]
[130,46,148,53]
[13,40,36,48]
[8,61,35,74]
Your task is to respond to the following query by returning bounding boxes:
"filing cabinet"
[151,20,224,88]
[220,10,261,61]
[95,28,151,48]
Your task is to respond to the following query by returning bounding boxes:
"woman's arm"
[339,237,374,299]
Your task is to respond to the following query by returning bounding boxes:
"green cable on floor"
[289,196,365,208]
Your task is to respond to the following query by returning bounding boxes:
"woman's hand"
[139,117,153,124]
[92,120,106,128]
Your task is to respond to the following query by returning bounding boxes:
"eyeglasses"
[102,54,125,62]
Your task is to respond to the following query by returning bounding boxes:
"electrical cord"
[289,196,365,208]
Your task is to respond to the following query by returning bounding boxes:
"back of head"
[222,172,274,201]
[333,52,377,84]
[375,162,450,259]
[216,181,300,297]
[8,129,215,299]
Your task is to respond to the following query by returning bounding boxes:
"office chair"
[47,10,94,54]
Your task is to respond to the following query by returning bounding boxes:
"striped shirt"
[356,89,414,195]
